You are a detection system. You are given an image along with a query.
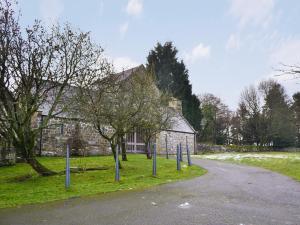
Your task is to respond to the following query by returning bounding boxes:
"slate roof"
[115,64,145,81]
[39,65,196,134]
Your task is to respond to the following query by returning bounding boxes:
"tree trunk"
[15,135,56,176]
[145,141,152,159]
[110,142,122,169]
[0,142,7,163]
[26,157,57,176]
[120,136,127,161]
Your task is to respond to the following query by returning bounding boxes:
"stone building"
[37,66,197,156]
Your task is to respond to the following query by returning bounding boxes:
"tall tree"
[146,42,202,132]
[230,112,242,145]
[292,92,300,147]
[262,81,296,148]
[0,0,105,175]
[199,93,231,144]
[237,86,263,146]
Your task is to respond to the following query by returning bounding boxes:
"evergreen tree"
[263,82,296,148]
[146,42,202,132]
[292,92,300,147]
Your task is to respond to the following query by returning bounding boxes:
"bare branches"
[75,66,173,154]
[0,0,110,175]
[275,63,300,83]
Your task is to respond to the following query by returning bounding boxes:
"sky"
[16,0,300,110]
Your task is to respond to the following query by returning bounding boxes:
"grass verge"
[0,154,206,208]
[195,152,300,181]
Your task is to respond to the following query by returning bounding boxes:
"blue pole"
[186,137,192,166]
[152,143,157,176]
[176,144,181,171]
[187,145,192,166]
[115,144,120,182]
[165,135,169,159]
[179,142,183,162]
[65,144,70,188]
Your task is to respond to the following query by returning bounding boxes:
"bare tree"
[136,78,174,159]
[237,86,262,146]
[0,1,105,175]
[198,93,231,144]
[234,80,297,148]
[0,0,18,148]
[75,66,159,163]
[277,63,300,81]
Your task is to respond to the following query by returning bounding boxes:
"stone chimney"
[168,97,182,114]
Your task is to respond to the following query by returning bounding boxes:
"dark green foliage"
[146,42,202,132]
[263,83,296,148]
[236,81,297,148]
[199,93,231,145]
[293,92,300,147]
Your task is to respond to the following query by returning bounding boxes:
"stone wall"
[38,115,196,156]
[157,130,195,155]
[39,116,110,156]
[196,144,227,154]
[0,144,15,166]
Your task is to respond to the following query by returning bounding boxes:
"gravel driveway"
[0,158,299,225]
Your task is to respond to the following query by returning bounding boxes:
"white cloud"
[226,34,241,51]
[270,39,300,66]
[119,22,129,39]
[39,0,64,26]
[113,57,139,72]
[126,0,143,16]
[184,43,211,64]
[229,0,274,28]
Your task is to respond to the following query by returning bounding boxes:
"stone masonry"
[157,130,195,155]
[39,116,110,156]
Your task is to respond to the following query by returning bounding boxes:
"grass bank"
[194,152,300,181]
[0,154,205,208]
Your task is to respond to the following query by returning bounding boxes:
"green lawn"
[195,152,300,181]
[0,154,205,208]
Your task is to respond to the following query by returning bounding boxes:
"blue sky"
[17,0,300,109]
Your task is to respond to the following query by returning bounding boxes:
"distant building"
[37,66,197,156]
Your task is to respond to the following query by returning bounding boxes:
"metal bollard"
[187,145,192,166]
[165,135,169,159]
[65,144,70,188]
[176,144,181,171]
[115,144,120,182]
[152,143,157,176]
[179,142,183,162]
